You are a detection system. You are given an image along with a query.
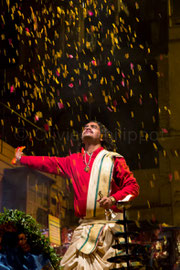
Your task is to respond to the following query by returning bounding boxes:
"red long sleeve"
[20,155,72,178]
[110,157,139,201]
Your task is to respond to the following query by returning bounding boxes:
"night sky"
[0,0,168,170]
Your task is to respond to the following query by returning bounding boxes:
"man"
[14,121,139,269]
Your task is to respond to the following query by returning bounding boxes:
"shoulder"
[69,152,82,159]
[105,150,124,159]
[114,156,126,166]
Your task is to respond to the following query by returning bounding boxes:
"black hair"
[82,121,116,151]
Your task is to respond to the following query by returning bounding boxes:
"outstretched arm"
[13,147,71,178]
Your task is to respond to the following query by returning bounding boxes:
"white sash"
[78,150,123,254]
[85,150,122,219]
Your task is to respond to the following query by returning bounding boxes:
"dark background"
[0,0,169,170]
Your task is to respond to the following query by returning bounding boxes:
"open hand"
[16,146,25,161]
[12,146,26,164]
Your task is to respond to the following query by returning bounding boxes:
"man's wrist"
[16,156,21,162]
[109,196,116,205]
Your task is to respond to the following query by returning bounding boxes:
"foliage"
[0,208,61,270]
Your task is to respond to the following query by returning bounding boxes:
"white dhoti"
[60,215,123,270]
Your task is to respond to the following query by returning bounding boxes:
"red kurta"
[20,147,139,217]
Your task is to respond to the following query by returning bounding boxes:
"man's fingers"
[99,196,108,203]
[99,200,107,206]
[99,197,112,209]
[15,148,24,161]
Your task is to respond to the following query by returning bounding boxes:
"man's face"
[82,122,102,143]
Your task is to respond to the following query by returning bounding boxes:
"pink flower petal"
[10,85,14,93]
[56,70,60,76]
[68,83,74,88]
[83,94,88,102]
[88,11,94,16]
[58,102,64,109]
[121,81,125,87]
[130,63,134,69]
[35,115,39,121]
[91,60,97,66]
[161,128,168,134]
[107,106,113,112]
